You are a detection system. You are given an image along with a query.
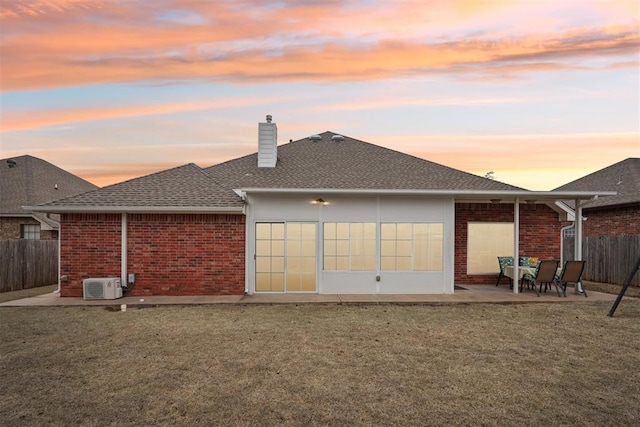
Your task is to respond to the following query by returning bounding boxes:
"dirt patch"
[1,302,639,425]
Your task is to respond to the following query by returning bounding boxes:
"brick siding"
[583,205,640,237]
[59,213,245,297]
[0,217,57,240]
[455,203,561,285]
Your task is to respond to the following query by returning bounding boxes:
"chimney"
[258,114,278,168]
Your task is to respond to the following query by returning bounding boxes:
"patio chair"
[553,260,587,298]
[521,260,559,297]
[496,256,514,287]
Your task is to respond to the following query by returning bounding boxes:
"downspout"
[560,223,575,266]
[121,213,127,289]
[44,213,62,294]
[54,223,61,294]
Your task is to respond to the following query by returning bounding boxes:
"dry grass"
[1,301,639,426]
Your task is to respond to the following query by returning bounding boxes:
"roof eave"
[23,206,245,214]
[237,188,617,201]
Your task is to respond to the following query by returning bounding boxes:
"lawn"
[1,301,639,426]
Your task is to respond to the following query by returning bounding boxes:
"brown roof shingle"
[40,163,243,210]
[205,132,523,191]
[554,158,640,209]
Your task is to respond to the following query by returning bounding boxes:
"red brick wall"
[60,214,122,297]
[583,205,640,237]
[59,213,245,297]
[455,203,561,285]
[127,214,245,296]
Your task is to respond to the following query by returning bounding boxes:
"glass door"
[255,222,316,292]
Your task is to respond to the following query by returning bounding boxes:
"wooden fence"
[0,240,58,292]
[563,234,640,286]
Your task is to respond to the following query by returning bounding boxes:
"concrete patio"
[0,284,621,307]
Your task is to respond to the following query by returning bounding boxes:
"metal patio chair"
[553,260,587,297]
[496,256,514,287]
[521,259,559,297]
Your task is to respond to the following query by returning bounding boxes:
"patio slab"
[0,285,622,307]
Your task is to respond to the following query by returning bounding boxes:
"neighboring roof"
[554,158,640,210]
[1,155,98,223]
[205,132,524,192]
[32,163,244,213]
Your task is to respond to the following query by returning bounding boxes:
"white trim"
[24,206,244,214]
[238,188,615,201]
[513,197,520,294]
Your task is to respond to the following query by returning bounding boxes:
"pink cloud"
[1,1,637,91]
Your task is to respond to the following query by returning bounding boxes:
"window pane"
[256,257,271,273]
[397,223,412,240]
[397,257,412,271]
[467,223,514,274]
[301,273,316,291]
[363,256,376,271]
[364,223,376,239]
[301,223,316,240]
[272,257,285,273]
[413,223,429,239]
[287,240,300,256]
[350,223,363,239]
[397,241,411,257]
[381,257,395,271]
[256,273,271,291]
[324,241,336,256]
[272,241,284,257]
[364,240,376,256]
[272,273,284,291]
[324,222,336,239]
[324,257,336,270]
[336,223,349,239]
[381,223,396,239]
[381,240,396,256]
[336,257,349,270]
[256,240,271,256]
[301,240,316,256]
[256,223,271,240]
[272,223,285,240]
[287,223,301,240]
[287,252,299,271]
[336,240,349,256]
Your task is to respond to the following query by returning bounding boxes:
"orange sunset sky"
[1,0,639,190]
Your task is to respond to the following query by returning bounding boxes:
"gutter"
[236,188,616,201]
[22,206,245,214]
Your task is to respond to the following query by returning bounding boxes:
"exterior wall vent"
[309,134,321,142]
[258,115,278,168]
[331,135,345,142]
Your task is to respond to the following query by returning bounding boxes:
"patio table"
[503,266,536,280]
[504,266,562,281]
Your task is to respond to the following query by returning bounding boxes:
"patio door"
[255,222,317,292]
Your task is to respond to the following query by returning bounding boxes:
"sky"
[0,0,639,190]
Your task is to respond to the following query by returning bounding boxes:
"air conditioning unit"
[83,278,123,300]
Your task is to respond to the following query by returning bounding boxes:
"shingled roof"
[38,163,244,212]
[205,132,523,191]
[1,155,98,222]
[554,158,640,210]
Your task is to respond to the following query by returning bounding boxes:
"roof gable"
[39,163,243,211]
[205,132,523,191]
[554,158,640,209]
[0,155,98,214]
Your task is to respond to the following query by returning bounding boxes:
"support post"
[513,197,520,294]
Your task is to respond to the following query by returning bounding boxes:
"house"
[0,155,98,240]
[29,117,613,297]
[554,158,639,284]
